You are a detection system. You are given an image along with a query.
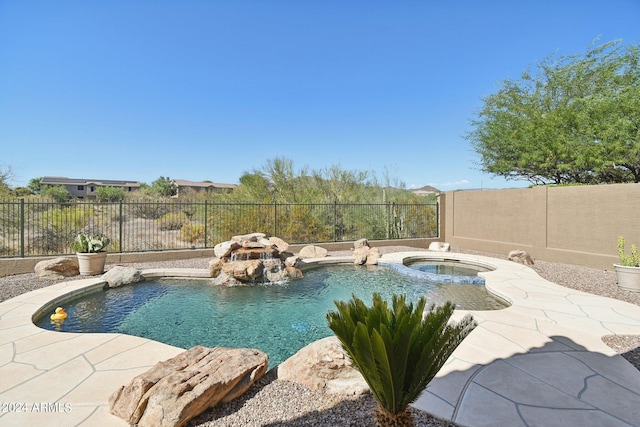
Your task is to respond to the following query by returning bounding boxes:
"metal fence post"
[273,201,277,238]
[204,200,208,248]
[119,201,123,253]
[20,198,25,258]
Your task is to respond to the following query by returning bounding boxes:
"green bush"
[180,224,205,243]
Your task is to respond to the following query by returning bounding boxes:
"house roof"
[40,176,141,187]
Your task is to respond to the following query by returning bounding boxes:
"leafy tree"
[95,185,126,202]
[327,293,476,427]
[148,176,177,197]
[467,40,640,185]
[42,185,71,203]
[27,177,43,195]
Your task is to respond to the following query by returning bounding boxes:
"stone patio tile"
[411,389,456,421]
[0,323,43,342]
[519,406,633,427]
[446,337,510,366]
[0,363,43,392]
[81,406,128,426]
[577,304,640,325]
[470,360,592,409]
[2,356,93,403]
[541,312,617,337]
[83,333,148,365]
[423,359,482,405]
[0,342,14,366]
[470,308,542,330]
[579,375,640,425]
[477,321,553,351]
[93,339,182,370]
[14,329,79,354]
[505,352,597,396]
[16,333,118,370]
[460,326,530,360]
[568,351,640,391]
[63,370,137,404]
[455,382,527,427]
[0,403,100,427]
[0,301,26,317]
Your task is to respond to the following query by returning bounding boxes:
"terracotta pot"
[76,252,107,276]
[614,264,640,292]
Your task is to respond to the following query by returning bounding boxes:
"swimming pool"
[34,263,506,366]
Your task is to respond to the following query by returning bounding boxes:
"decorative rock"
[353,245,380,265]
[353,247,369,265]
[353,238,370,250]
[221,259,264,282]
[213,240,240,259]
[429,241,451,252]
[231,232,265,243]
[208,257,224,277]
[508,249,534,265]
[102,266,143,288]
[365,246,380,265]
[266,236,289,253]
[277,336,368,396]
[34,257,79,279]
[298,245,329,259]
[283,254,300,268]
[109,346,268,427]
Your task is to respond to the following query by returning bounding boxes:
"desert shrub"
[158,212,189,231]
[127,199,169,219]
[180,224,205,243]
[43,206,94,233]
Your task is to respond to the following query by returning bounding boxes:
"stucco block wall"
[443,183,640,270]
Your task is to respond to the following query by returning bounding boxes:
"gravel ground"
[1,246,639,427]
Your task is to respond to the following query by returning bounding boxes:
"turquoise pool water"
[35,264,505,366]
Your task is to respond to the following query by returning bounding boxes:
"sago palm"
[327,293,476,427]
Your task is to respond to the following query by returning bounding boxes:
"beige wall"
[442,183,640,270]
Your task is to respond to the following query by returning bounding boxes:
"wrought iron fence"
[0,199,438,258]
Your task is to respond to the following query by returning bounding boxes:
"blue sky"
[1,1,639,191]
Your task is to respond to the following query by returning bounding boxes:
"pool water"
[35,264,506,366]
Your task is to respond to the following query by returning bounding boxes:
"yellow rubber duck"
[50,307,68,321]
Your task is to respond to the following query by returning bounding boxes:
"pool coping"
[1,252,640,426]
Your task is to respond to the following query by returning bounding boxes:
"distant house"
[171,179,237,198]
[40,176,141,199]
[411,185,440,197]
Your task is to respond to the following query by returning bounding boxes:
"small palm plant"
[327,293,476,427]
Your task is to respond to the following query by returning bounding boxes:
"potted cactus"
[71,233,111,275]
[613,236,640,292]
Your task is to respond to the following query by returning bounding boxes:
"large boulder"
[102,266,143,288]
[298,245,329,259]
[353,246,380,266]
[109,346,268,427]
[277,336,369,396]
[221,259,264,282]
[34,257,79,279]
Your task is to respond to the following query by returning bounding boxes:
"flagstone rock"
[298,245,329,259]
[508,249,534,265]
[429,241,451,252]
[109,346,268,427]
[34,257,79,279]
[277,336,369,396]
[102,265,143,288]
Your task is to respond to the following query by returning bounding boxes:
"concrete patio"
[1,252,639,426]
